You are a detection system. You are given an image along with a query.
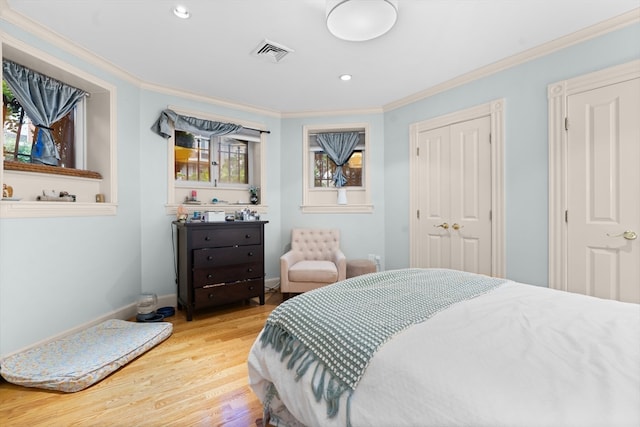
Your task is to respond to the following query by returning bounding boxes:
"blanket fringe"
[261,324,352,425]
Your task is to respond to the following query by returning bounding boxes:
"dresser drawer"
[195,279,263,308]
[193,263,263,286]
[191,227,261,249]
[193,245,262,268]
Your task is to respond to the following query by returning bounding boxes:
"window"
[174,131,254,186]
[3,80,85,169]
[302,123,372,213]
[1,41,116,218]
[312,149,363,188]
[165,107,266,209]
[218,136,248,185]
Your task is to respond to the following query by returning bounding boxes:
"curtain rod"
[243,127,270,134]
[308,131,364,136]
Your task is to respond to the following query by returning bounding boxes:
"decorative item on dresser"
[173,220,268,320]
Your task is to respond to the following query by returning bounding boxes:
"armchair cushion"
[289,260,338,283]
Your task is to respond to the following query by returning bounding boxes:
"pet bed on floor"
[0,319,172,392]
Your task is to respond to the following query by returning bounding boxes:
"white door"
[566,77,640,303]
[416,116,492,274]
[419,125,451,268]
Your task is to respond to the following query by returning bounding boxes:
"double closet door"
[415,116,492,274]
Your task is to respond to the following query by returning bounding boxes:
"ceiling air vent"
[252,39,293,63]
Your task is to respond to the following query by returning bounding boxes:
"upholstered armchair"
[280,228,346,298]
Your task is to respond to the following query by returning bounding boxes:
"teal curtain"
[3,60,87,166]
[151,109,242,139]
[316,132,360,187]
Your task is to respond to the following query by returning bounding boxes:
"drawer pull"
[208,293,214,299]
[248,286,255,291]
[207,274,213,279]
[247,268,254,273]
[207,255,213,261]
[245,234,251,239]
[204,236,211,241]
[248,252,254,257]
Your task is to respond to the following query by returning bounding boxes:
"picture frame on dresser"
[173,220,268,320]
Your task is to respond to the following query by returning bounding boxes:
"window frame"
[165,106,267,213]
[1,37,117,219]
[310,144,365,189]
[215,135,252,187]
[302,123,372,213]
[173,132,256,189]
[2,94,86,168]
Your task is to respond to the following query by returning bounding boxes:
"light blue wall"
[383,23,640,286]
[0,18,283,357]
[280,114,386,264]
[0,20,144,354]
[137,91,283,292]
[1,16,638,356]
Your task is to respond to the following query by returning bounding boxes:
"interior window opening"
[174,128,258,189]
[2,64,87,170]
[309,130,365,188]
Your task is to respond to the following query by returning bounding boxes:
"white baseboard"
[1,293,177,360]
[265,277,280,291]
[1,282,281,360]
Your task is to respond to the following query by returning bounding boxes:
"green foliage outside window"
[2,80,31,162]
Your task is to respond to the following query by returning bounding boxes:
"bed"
[248,268,640,427]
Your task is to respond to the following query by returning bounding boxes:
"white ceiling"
[4,0,639,113]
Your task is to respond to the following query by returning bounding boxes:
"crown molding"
[0,3,140,87]
[142,82,282,118]
[384,8,640,112]
[2,2,637,117]
[281,107,383,119]
[0,3,282,118]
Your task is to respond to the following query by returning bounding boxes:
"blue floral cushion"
[0,319,172,392]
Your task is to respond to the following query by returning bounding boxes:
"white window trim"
[164,105,268,215]
[302,123,373,214]
[0,35,118,219]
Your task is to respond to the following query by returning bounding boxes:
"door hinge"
[564,117,569,131]
[417,209,420,219]
[489,210,492,221]
[416,146,420,156]
[565,210,568,223]
[489,133,492,144]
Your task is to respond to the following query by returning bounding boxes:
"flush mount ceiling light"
[173,5,190,19]
[326,0,398,42]
[340,74,352,81]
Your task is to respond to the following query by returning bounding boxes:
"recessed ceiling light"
[173,5,190,19]
[340,74,352,81]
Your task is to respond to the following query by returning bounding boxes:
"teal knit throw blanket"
[260,268,507,424]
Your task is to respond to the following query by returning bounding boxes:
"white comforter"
[248,280,640,427]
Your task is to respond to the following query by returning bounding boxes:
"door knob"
[434,223,449,230]
[606,230,637,240]
[452,223,464,230]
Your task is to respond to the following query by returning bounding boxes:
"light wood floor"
[0,292,283,427]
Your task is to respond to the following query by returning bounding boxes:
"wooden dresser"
[174,220,268,320]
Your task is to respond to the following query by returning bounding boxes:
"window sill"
[165,203,268,216]
[0,200,117,218]
[300,204,374,214]
[4,161,103,179]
